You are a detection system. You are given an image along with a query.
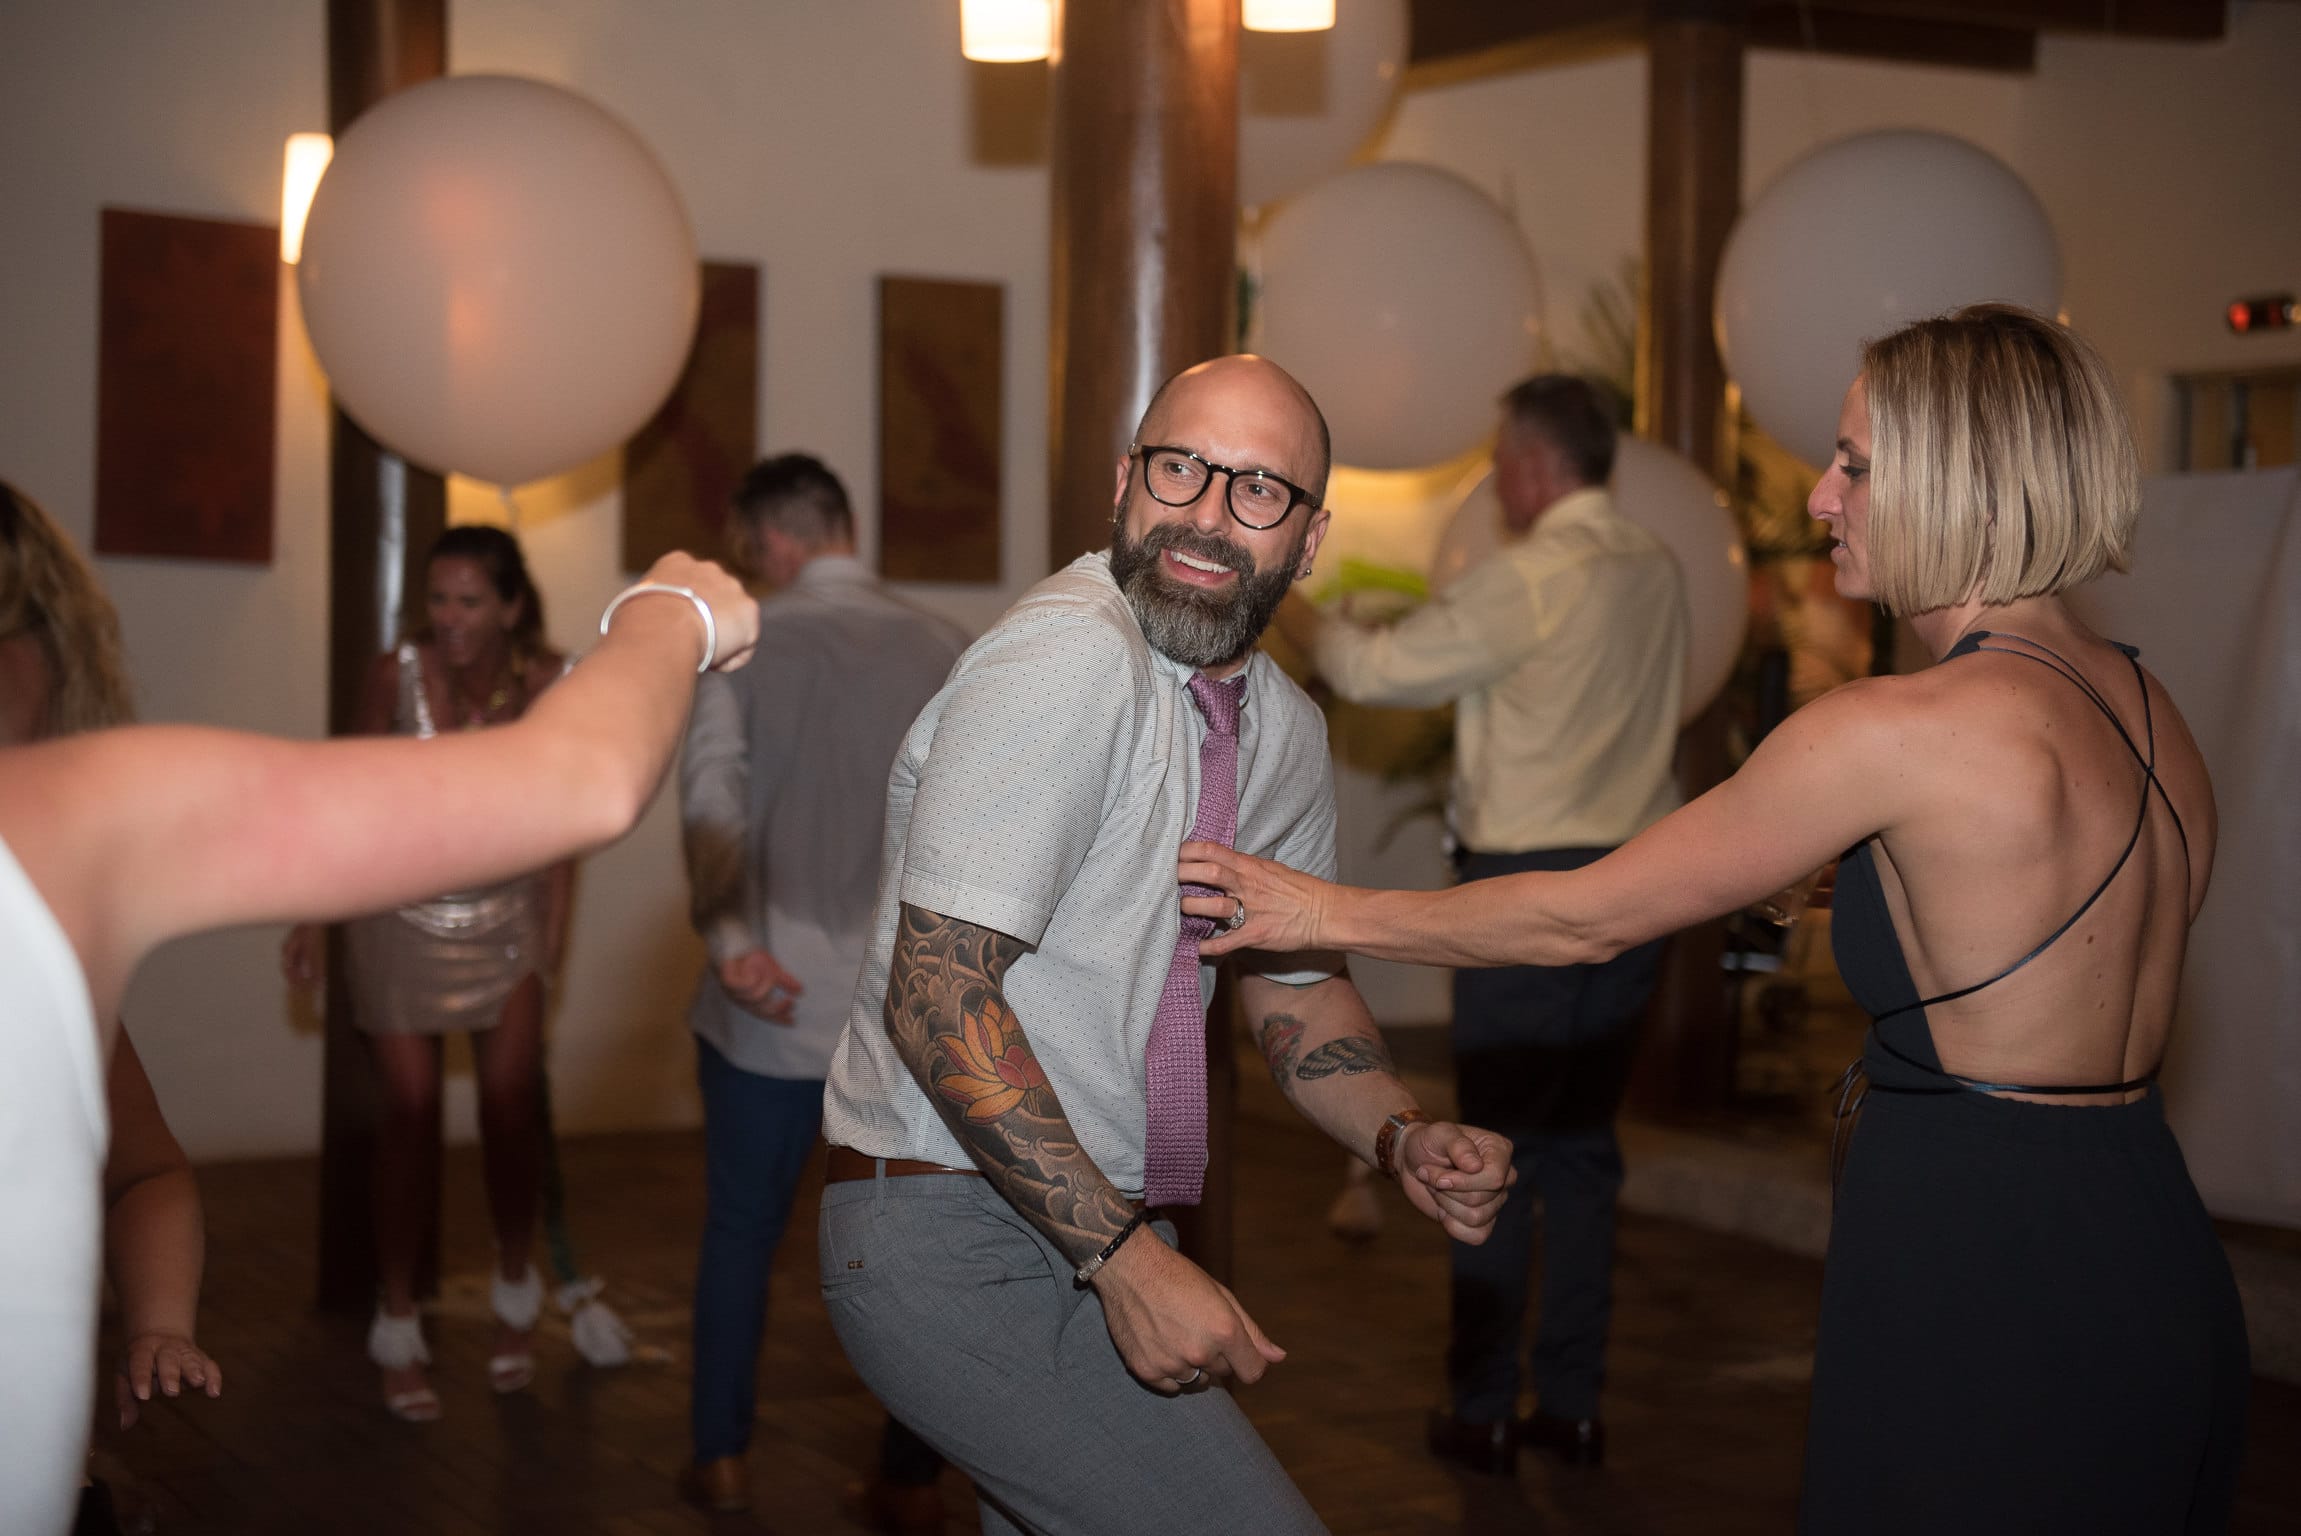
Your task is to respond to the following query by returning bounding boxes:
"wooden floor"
[101,1113,2301,1535]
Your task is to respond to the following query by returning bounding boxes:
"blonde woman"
[1181,309,2247,1531]
[0,481,755,1536]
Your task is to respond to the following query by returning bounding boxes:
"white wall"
[6,2,2295,1156]
[0,0,1049,1159]
[1378,5,2301,469]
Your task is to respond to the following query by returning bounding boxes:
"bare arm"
[1239,973,1511,1243]
[1187,679,1909,968]
[1,553,758,1025]
[103,1027,215,1425]
[882,902,1285,1390]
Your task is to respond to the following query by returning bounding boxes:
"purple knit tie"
[1144,672,1245,1208]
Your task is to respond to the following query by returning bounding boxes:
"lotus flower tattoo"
[934,1000,1050,1123]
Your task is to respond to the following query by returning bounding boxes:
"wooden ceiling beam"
[1748,6,2039,71]
[1794,0,2223,40]
[1407,0,2220,77]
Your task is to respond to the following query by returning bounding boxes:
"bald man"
[818,357,1514,1534]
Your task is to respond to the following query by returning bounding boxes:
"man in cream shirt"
[1281,374,1687,1475]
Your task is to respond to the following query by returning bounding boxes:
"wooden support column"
[1630,0,1743,1120]
[1048,0,1241,1275]
[316,0,448,1313]
[1046,0,1240,570]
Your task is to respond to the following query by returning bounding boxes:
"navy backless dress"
[1800,633,2249,1534]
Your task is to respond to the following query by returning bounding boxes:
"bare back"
[1855,622,2215,1100]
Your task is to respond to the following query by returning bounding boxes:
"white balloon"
[1715,130,2059,469]
[1256,164,1540,471]
[299,75,700,488]
[1430,441,1748,726]
[1238,0,1409,210]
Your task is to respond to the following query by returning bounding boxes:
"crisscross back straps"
[1870,634,2185,1028]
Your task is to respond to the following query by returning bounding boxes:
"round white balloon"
[1431,440,1747,725]
[1238,0,1409,210]
[1715,130,2059,469]
[1256,163,1540,471]
[299,75,699,488]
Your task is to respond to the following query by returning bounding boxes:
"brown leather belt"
[823,1144,981,1184]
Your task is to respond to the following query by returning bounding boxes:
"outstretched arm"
[883,902,1285,1391]
[1186,678,1908,968]
[1238,974,1511,1243]
[1,553,759,1026]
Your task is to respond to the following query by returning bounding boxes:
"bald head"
[1135,355,1331,502]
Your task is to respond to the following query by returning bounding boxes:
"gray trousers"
[819,1168,1328,1536]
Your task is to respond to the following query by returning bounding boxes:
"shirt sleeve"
[1312,553,1555,708]
[678,670,760,963]
[898,613,1139,948]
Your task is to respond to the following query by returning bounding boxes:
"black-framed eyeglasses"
[1130,444,1318,531]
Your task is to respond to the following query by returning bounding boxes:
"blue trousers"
[690,1039,945,1483]
[691,1038,824,1461]
[1447,848,1665,1425]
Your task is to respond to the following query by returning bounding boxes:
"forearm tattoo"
[1293,1034,1395,1081]
[883,903,1136,1266]
[1256,1010,1398,1087]
[1256,1012,1309,1085]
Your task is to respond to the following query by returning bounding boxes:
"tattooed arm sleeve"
[1237,971,1420,1168]
[882,902,1139,1266]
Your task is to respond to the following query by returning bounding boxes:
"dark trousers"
[1447,847,1665,1425]
[691,1037,941,1485]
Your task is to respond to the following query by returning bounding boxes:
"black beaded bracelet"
[1073,1209,1151,1285]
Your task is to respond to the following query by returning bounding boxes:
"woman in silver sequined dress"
[283,526,571,1422]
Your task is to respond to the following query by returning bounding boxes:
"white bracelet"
[598,582,716,674]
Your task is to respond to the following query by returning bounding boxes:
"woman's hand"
[281,923,323,988]
[634,553,759,673]
[1178,842,1336,957]
[115,1331,222,1428]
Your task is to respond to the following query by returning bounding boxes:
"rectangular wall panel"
[878,275,1003,584]
[622,259,761,572]
[95,208,279,563]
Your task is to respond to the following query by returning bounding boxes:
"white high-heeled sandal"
[489,1265,544,1393]
[368,1307,440,1422]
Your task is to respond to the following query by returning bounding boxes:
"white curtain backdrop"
[2069,467,2301,1228]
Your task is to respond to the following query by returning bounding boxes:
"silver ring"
[1225,900,1248,932]
[1179,1367,1204,1386]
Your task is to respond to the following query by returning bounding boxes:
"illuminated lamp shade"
[961,0,1053,61]
[280,132,333,264]
[1246,0,1337,28]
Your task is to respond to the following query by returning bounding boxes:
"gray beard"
[1109,519,1302,670]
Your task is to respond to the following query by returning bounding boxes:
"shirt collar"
[1535,485,1614,533]
[794,553,871,589]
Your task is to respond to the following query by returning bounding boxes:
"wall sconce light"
[1245,0,1336,30]
[961,0,1053,62]
[280,132,334,264]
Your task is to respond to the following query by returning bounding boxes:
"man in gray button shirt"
[677,454,965,1519]
[819,358,1516,1535]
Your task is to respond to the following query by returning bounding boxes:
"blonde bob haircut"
[1860,304,2139,616]
[0,479,134,736]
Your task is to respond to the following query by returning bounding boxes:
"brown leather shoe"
[861,1477,947,1535]
[679,1456,750,1513]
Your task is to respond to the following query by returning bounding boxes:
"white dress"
[0,832,110,1536]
